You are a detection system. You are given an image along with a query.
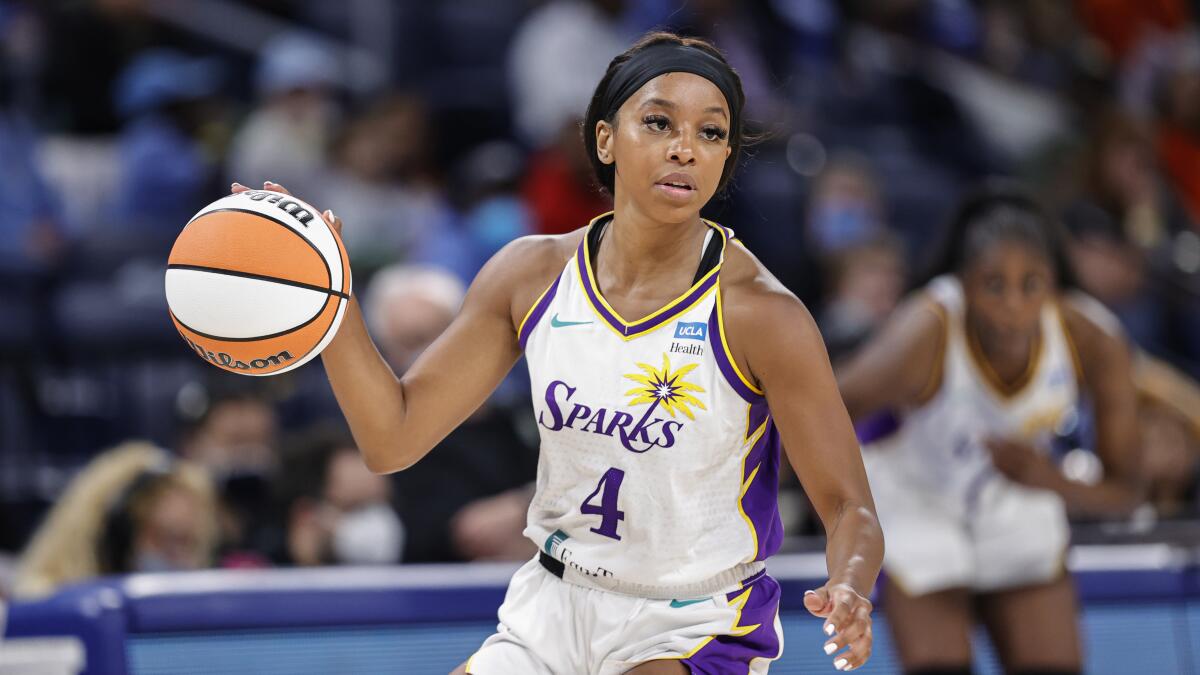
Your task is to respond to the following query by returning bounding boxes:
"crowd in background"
[1,0,1198,600]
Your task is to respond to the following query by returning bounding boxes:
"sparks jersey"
[871,275,1082,516]
[518,215,782,600]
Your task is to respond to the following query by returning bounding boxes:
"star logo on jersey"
[537,355,703,453]
[623,353,707,420]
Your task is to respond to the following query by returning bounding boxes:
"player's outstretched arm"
[233,181,560,474]
[833,293,945,422]
[722,260,883,672]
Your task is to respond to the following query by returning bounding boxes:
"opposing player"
[236,31,882,673]
[837,184,1141,675]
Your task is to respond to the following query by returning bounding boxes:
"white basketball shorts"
[465,554,784,674]
[866,450,1069,596]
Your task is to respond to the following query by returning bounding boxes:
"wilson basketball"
[165,190,351,376]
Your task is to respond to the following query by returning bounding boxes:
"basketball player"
[836,184,1141,675]
[235,32,882,673]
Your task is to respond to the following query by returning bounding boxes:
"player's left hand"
[986,437,1060,491]
[232,180,342,235]
[804,581,873,670]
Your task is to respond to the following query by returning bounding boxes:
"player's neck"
[602,200,708,287]
[967,312,1039,385]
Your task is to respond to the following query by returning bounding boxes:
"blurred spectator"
[363,262,537,562]
[226,33,342,201]
[177,387,278,480]
[176,386,279,565]
[1079,110,1189,249]
[13,442,217,598]
[672,0,792,125]
[39,0,180,133]
[509,0,622,235]
[818,234,908,362]
[1064,110,1190,357]
[414,140,534,282]
[1076,0,1191,63]
[111,49,227,245]
[0,3,65,269]
[521,122,613,235]
[0,82,66,268]
[318,93,448,271]
[365,264,465,374]
[805,152,890,256]
[1136,355,1200,520]
[273,426,402,566]
[1153,32,1200,225]
[507,0,626,150]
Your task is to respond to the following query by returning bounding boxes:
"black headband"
[600,42,740,130]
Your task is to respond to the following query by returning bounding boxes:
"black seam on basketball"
[170,293,335,343]
[167,264,350,300]
[186,207,336,289]
[290,290,349,371]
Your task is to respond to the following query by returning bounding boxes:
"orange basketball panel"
[169,211,330,289]
[170,296,342,375]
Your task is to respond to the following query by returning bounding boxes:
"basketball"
[164,189,351,377]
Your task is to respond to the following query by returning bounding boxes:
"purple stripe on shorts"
[682,573,782,674]
[742,409,784,561]
[518,275,561,350]
[707,304,763,403]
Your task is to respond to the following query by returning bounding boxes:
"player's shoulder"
[476,228,587,324]
[488,228,585,287]
[1060,291,1123,342]
[1058,290,1127,366]
[723,236,820,313]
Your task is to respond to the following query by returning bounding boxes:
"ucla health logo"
[538,354,707,453]
[674,321,707,341]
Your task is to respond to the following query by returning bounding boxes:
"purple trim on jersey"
[855,411,900,444]
[682,572,782,673]
[518,276,561,350]
[747,400,770,440]
[576,242,720,338]
[706,305,763,403]
[742,404,784,561]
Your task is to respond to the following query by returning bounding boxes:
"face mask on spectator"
[810,200,881,253]
[332,504,404,565]
[135,551,184,573]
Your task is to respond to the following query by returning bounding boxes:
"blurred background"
[0,0,1198,673]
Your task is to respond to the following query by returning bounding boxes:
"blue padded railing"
[6,545,1200,674]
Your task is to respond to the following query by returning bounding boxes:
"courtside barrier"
[6,546,1199,674]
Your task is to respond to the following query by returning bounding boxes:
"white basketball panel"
[165,269,329,339]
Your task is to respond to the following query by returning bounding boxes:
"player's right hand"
[804,582,873,670]
[231,180,342,235]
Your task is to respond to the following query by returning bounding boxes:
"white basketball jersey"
[873,275,1082,516]
[519,215,782,599]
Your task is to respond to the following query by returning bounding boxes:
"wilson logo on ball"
[179,332,295,371]
[241,190,316,227]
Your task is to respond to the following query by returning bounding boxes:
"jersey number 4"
[581,467,624,540]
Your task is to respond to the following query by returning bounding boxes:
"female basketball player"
[837,184,1141,675]
[235,32,882,673]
